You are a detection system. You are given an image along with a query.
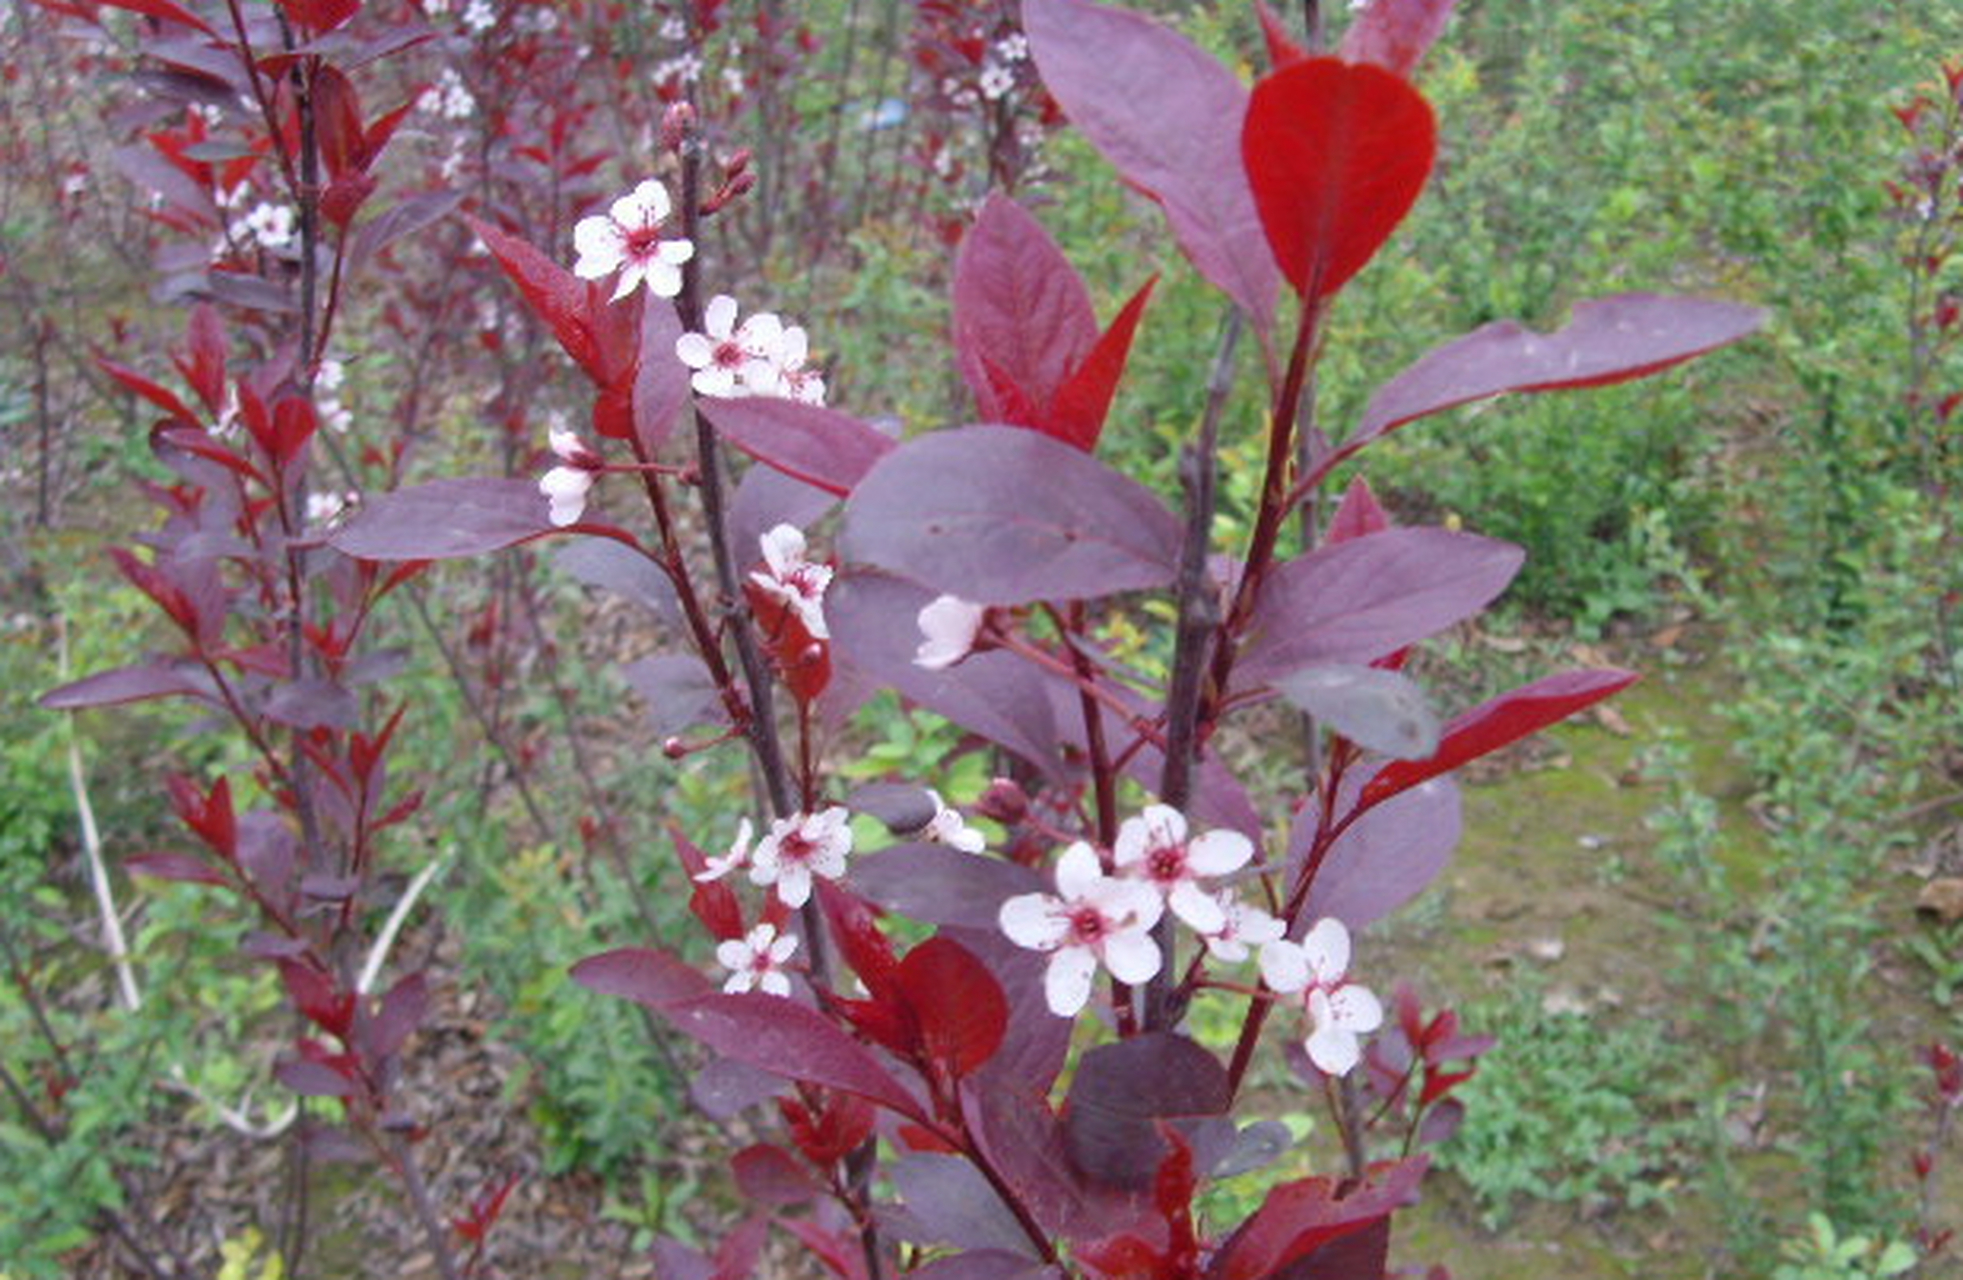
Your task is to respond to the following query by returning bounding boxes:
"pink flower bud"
[662,102,698,152]
[974,777,1029,825]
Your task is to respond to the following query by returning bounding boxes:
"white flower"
[694,817,753,883]
[994,33,1029,62]
[748,806,853,908]
[659,15,686,39]
[999,842,1164,1017]
[235,201,294,250]
[1202,893,1286,963]
[675,296,778,397]
[922,790,985,854]
[572,180,695,302]
[419,66,476,120]
[913,595,985,671]
[749,524,832,640]
[539,426,600,526]
[978,62,1015,102]
[1259,917,1383,1077]
[460,0,495,31]
[716,923,799,997]
[306,490,359,527]
[1112,805,1255,935]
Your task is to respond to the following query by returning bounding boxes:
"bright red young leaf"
[897,937,1008,1079]
[1359,668,1640,809]
[1255,2,1307,69]
[1046,275,1157,451]
[466,216,604,378]
[669,994,935,1125]
[1206,1156,1425,1280]
[1024,0,1278,331]
[97,0,215,36]
[1243,58,1436,300]
[1339,0,1458,77]
[1337,294,1769,470]
[673,829,745,942]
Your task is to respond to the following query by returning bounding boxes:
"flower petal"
[999,893,1069,950]
[1306,1021,1361,1077]
[1044,946,1099,1017]
[1169,879,1226,934]
[775,863,813,909]
[1101,928,1163,985]
[1326,984,1383,1034]
[1186,828,1254,876]
[1300,917,1351,986]
[704,294,739,339]
[1054,841,1103,900]
[1260,938,1311,993]
[675,332,716,369]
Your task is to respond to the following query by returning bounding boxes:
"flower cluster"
[676,294,825,405]
[997,804,1380,1075]
[749,524,832,640]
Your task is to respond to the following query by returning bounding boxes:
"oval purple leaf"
[331,477,556,561]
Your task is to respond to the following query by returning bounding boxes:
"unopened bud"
[662,102,698,153]
[974,777,1030,826]
[725,147,752,177]
[663,736,688,760]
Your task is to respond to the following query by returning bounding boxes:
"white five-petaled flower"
[921,789,986,854]
[913,595,985,671]
[539,426,602,526]
[748,806,853,908]
[1201,893,1286,963]
[999,842,1164,1018]
[1113,805,1255,936]
[1259,917,1384,1077]
[694,817,753,883]
[750,524,832,640]
[716,923,799,997]
[675,295,781,397]
[572,180,695,302]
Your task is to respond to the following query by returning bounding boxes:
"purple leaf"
[570,946,713,1009]
[951,927,1074,1099]
[236,811,297,898]
[276,1059,355,1098]
[1210,1120,1295,1179]
[1238,529,1523,684]
[732,1143,819,1207]
[691,1057,785,1119]
[349,189,462,276]
[368,972,428,1063]
[842,426,1182,605]
[906,1253,1061,1280]
[829,571,1066,778]
[1273,665,1439,759]
[706,399,896,498]
[1286,1217,1392,1280]
[553,537,678,622]
[669,994,932,1124]
[889,1154,1035,1255]
[731,462,838,567]
[263,678,357,731]
[635,295,692,452]
[1046,675,1262,838]
[331,478,556,560]
[953,193,1099,424]
[125,851,227,887]
[1025,0,1278,330]
[963,1080,1149,1241]
[620,655,728,737]
[1339,0,1457,77]
[112,143,216,223]
[848,845,1043,930]
[652,1237,715,1280]
[1337,293,1769,473]
[844,783,938,834]
[1293,774,1461,930]
[40,661,212,710]
[1063,1033,1229,1190]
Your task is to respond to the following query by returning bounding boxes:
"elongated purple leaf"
[1064,1033,1229,1190]
[1238,529,1523,684]
[888,1155,1035,1255]
[731,461,838,566]
[1292,774,1461,930]
[1273,665,1439,760]
[553,537,678,622]
[634,296,691,452]
[620,655,728,736]
[125,851,228,886]
[350,189,462,276]
[275,1059,355,1098]
[848,845,1043,930]
[1337,293,1768,472]
[40,661,212,710]
[954,193,1099,423]
[828,570,1066,777]
[668,994,932,1124]
[706,399,896,498]
[843,426,1181,605]
[1025,0,1278,330]
[263,678,357,731]
[570,946,713,1008]
[1339,0,1457,76]
[906,1253,1060,1280]
[331,478,555,560]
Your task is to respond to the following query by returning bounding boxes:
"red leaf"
[1339,0,1457,78]
[466,216,600,377]
[98,0,215,35]
[179,303,228,415]
[1326,476,1390,544]
[278,961,353,1039]
[1047,275,1157,451]
[705,399,896,498]
[1256,1,1308,69]
[125,851,228,886]
[1207,1157,1425,1280]
[776,1218,867,1280]
[312,66,363,180]
[277,0,359,34]
[1025,0,1278,329]
[40,662,210,710]
[1243,58,1435,300]
[897,937,1007,1079]
[98,356,200,427]
[634,296,691,452]
[676,830,745,942]
[1360,669,1640,809]
[953,193,1100,425]
[1338,294,1769,470]
[669,994,933,1124]
[817,881,899,995]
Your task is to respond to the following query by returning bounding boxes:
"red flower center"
[1146,843,1186,884]
[1068,905,1107,945]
